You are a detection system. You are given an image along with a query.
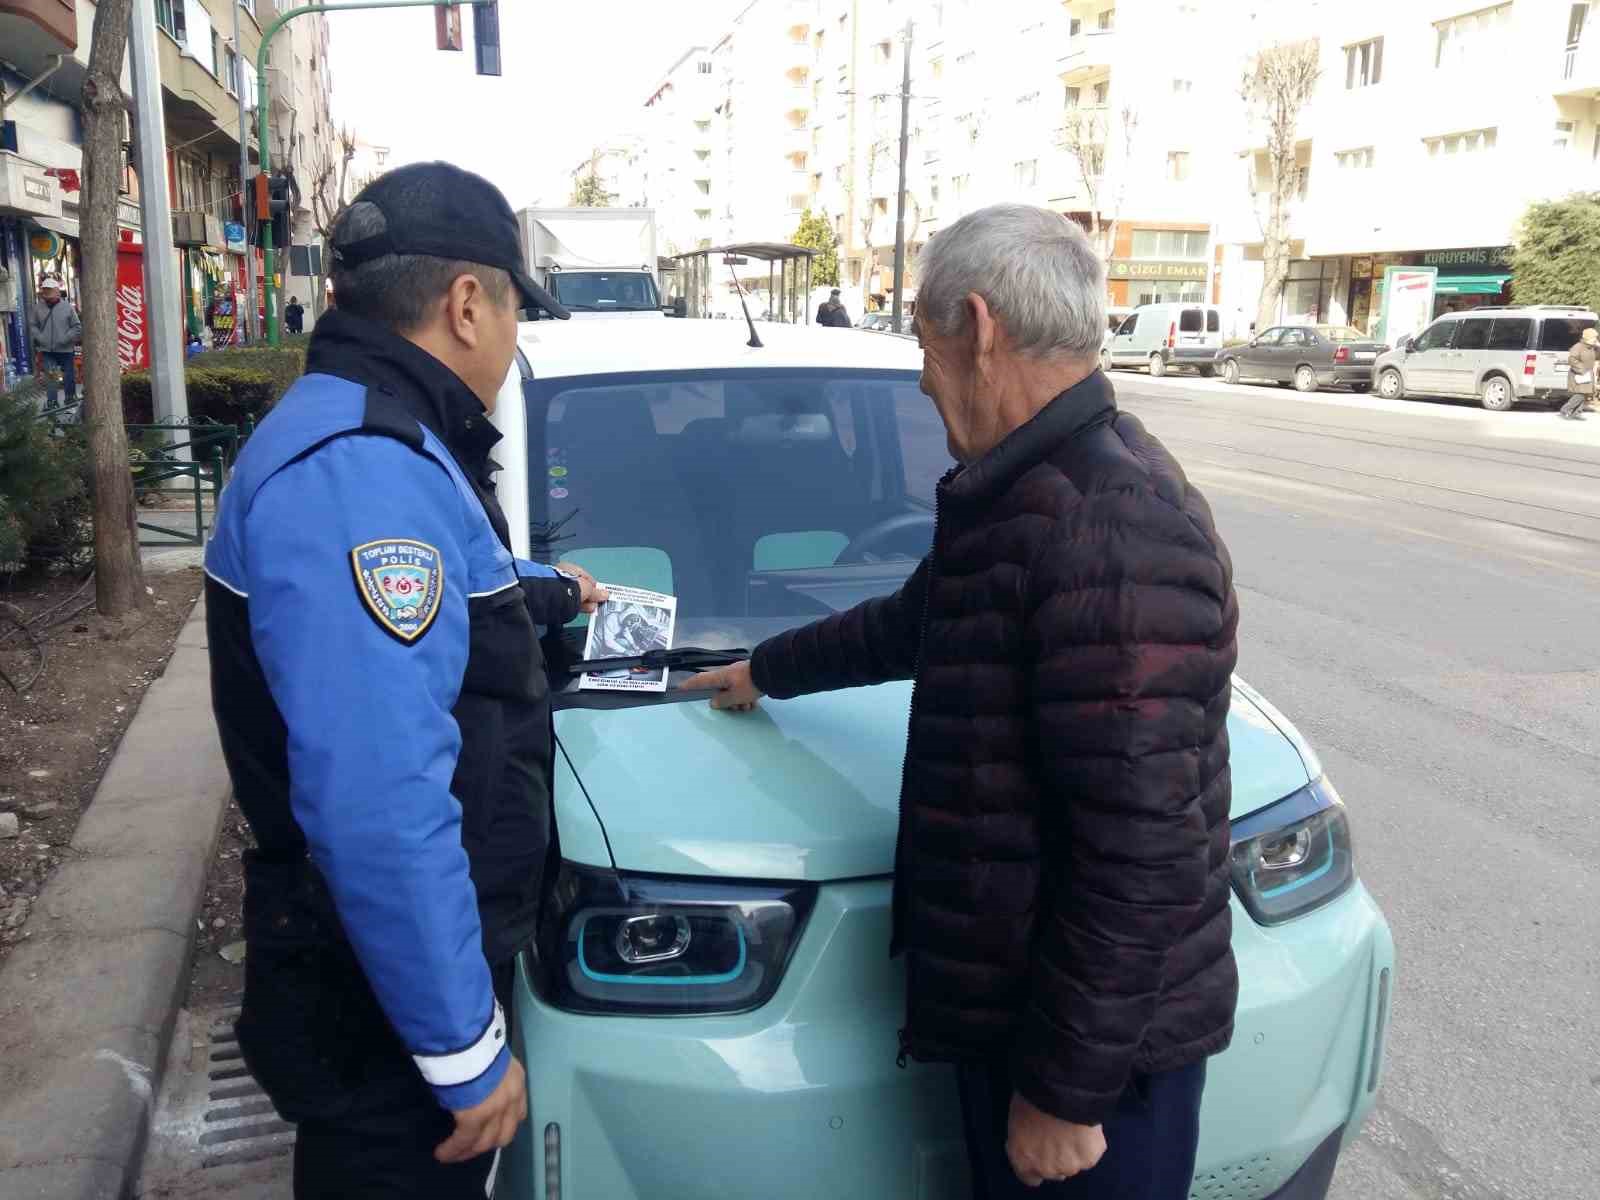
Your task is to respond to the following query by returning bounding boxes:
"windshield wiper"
[565,646,750,676]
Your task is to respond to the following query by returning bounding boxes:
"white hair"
[915,204,1106,360]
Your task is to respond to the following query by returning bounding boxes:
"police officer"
[205,162,606,1198]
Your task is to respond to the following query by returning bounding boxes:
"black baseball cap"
[331,161,570,320]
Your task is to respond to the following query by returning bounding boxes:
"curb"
[0,596,229,1199]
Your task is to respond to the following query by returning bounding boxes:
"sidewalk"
[0,596,230,1199]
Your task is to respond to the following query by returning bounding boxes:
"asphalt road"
[1110,370,1600,1200]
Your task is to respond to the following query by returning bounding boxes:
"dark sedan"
[1215,325,1390,393]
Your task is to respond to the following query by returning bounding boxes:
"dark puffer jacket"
[751,370,1240,1125]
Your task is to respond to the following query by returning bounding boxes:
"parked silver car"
[1371,305,1597,411]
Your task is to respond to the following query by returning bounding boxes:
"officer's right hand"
[556,561,609,614]
[434,1056,527,1164]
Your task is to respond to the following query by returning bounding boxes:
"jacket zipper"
[894,482,945,1067]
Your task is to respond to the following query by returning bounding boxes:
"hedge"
[122,336,308,426]
[0,384,90,573]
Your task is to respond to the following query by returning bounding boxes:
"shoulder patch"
[350,539,445,643]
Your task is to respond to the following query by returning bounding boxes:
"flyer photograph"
[578,584,678,693]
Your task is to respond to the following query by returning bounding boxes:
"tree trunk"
[1257,168,1289,332]
[80,0,145,617]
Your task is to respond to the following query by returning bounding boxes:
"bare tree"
[310,126,359,242]
[1242,40,1320,331]
[858,137,885,310]
[78,0,144,617]
[1059,103,1138,261]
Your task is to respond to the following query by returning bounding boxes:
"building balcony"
[1556,36,1600,98]
[1059,29,1116,83]
[0,0,77,54]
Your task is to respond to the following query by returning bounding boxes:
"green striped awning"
[1433,273,1511,295]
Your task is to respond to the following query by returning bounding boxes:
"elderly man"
[686,204,1239,1198]
[1559,326,1597,420]
[29,275,81,407]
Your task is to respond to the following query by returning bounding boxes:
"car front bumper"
[501,879,1394,1200]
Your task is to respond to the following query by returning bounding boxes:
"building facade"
[1217,0,1600,333]
[641,46,719,256]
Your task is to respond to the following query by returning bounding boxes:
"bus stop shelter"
[669,242,817,323]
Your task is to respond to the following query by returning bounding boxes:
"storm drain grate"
[197,1007,295,1170]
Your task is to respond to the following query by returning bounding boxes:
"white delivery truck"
[518,207,664,318]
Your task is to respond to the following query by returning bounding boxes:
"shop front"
[1337,246,1512,335]
[0,152,64,386]
[1105,227,1213,307]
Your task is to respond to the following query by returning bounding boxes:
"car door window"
[1487,318,1532,350]
[1117,314,1139,336]
[1453,319,1492,351]
[1254,328,1284,347]
[1280,329,1308,347]
[1410,322,1456,352]
[1206,309,1221,333]
[1538,316,1596,351]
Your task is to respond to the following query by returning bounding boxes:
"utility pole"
[127,0,188,424]
[890,17,912,333]
[235,0,257,343]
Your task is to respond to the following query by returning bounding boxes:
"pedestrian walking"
[816,287,852,328]
[204,162,606,1200]
[28,275,81,407]
[1559,327,1597,420]
[686,204,1239,1199]
[285,294,306,335]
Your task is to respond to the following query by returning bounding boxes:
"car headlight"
[532,863,816,1015]
[1229,776,1355,926]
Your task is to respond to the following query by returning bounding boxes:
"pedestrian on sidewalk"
[28,275,80,408]
[285,294,305,334]
[816,288,852,327]
[1559,326,1597,420]
[685,204,1240,1199]
[204,162,606,1200]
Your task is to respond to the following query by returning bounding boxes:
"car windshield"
[526,368,942,691]
[1315,326,1367,340]
[548,272,661,312]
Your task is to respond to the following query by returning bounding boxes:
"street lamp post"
[254,0,491,346]
[890,18,913,334]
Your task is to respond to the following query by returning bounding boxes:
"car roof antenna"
[727,261,763,349]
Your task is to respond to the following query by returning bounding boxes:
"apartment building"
[568,137,647,208]
[641,47,719,255]
[1216,0,1600,332]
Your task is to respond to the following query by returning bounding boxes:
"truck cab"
[519,206,667,319]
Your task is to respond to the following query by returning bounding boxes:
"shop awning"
[30,214,80,240]
[1434,273,1510,294]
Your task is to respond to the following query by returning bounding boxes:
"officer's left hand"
[1006,1092,1105,1187]
[434,1056,527,1164]
[556,561,609,613]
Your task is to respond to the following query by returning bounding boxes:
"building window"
[1069,17,1082,35]
[1172,78,1193,94]
[790,193,809,212]
[1166,151,1190,181]
[1425,127,1497,156]
[695,209,711,221]
[874,197,889,215]
[952,174,969,205]
[1555,120,1576,149]
[1344,37,1383,89]
[698,60,712,75]
[1130,229,1208,259]
[1335,146,1375,169]
[1097,8,1115,30]
[156,0,185,41]
[1065,85,1081,109]
[1435,5,1512,70]
[1014,159,1038,186]
[1092,80,1109,105]
[876,40,893,65]
[931,57,944,79]
[223,45,241,94]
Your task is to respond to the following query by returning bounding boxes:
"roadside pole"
[889,18,912,333]
[127,0,189,424]
[255,0,492,346]
[234,0,257,344]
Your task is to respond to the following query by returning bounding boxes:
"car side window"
[1118,314,1139,336]
[1486,318,1532,351]
[1280,328,1307,347]
[1411,322,1455,353]
[1254,328,1284,346]
[1538,316,1596,351]
[1453,319,1492,351]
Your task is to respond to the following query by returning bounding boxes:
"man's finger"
[434,1119,481,1163]
[677,671,727,692]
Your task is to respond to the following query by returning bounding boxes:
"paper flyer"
[578,584,678,693]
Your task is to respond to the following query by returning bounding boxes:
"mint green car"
[491,320,1395,1200]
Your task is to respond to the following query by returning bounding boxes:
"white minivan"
[1102,302,1225,378]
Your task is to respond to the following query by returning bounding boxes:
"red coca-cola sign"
[114,241,149,371]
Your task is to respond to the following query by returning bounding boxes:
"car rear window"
[1539,316,1598,351]
[1453,318,1492,351]
[1314,326,1366,340]
[1487,318,1532,351]
[1179,309,1204,333]
[1205,310,1220,333]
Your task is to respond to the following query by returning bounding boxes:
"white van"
[1102,302,1225,378]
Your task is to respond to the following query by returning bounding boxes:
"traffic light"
[252,172,293,248]
[473,0,500,75]
[436,3,462,51]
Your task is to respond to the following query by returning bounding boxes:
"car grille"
[1189,1152,1279,1200]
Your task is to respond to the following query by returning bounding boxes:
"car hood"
[555,681,1315,882]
